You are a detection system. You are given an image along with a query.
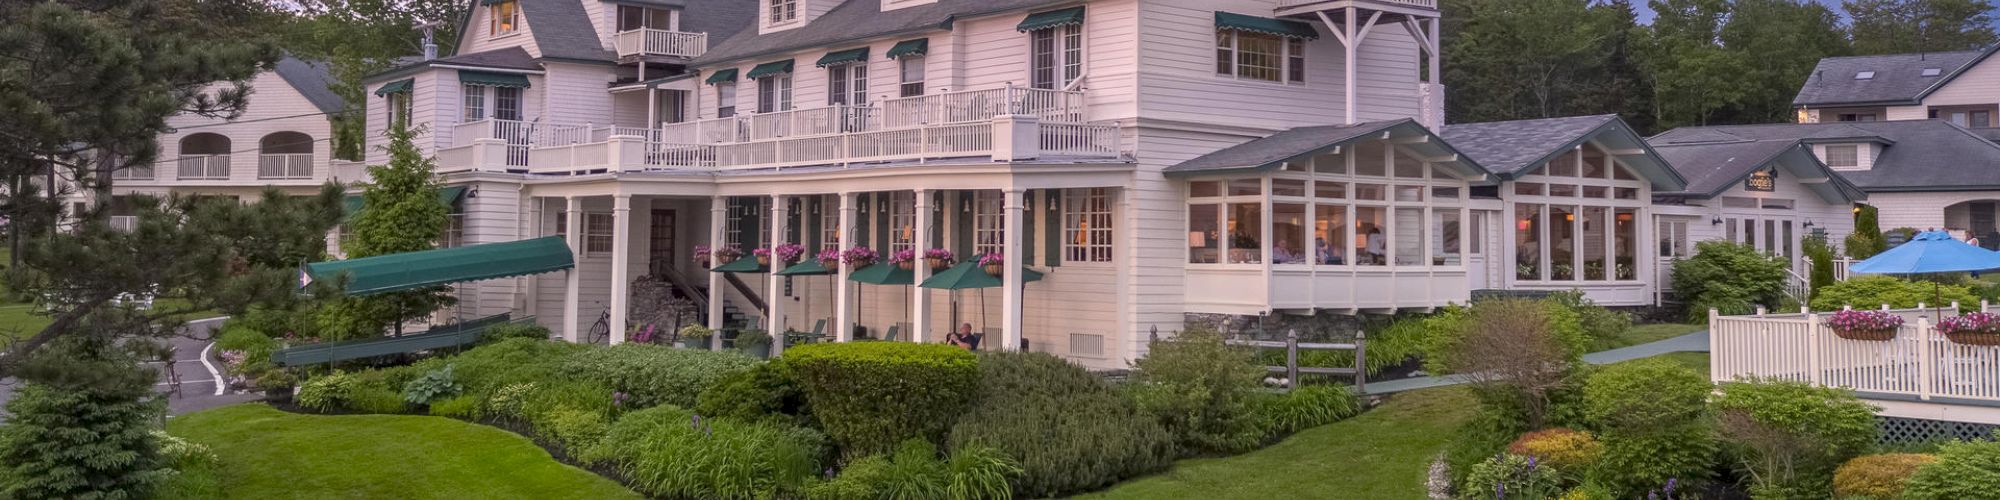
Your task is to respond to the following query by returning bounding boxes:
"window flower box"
[1937,312,2000,346]
[1825,310,1903,341]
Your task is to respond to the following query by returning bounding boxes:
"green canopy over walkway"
[304,237,574,295]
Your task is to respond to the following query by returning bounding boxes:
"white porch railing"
[112,165,155,181]
[1711,304,2000,404]
[258,153,314,179]
[1278,0,1438,9]
[176,155,230,180]
[660,86,1087,145]
[613,29,707,59]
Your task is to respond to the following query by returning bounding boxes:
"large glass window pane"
[1313,152,1346,175]
[1316,204,1347,265]
[1190,181,1222,198]
[1765,219,1777,255]
[1393,150,1423,178]
[1354,141,1386,177]
[1516,204,1542,280]
[1783,220,1795,262]
[1354,183,1386,201]
[1582,148,1607,178]
[1395,208,1424,265]
[1188,204,1219,263]
[1515,183,1544,196]
[1228,178,1261,196]
[1356,206,1385,266]
[1550,205,1576,280]
[1434,210,1461,265]
[1273,203,1307,264]
[1272,178,1306,197]
[1228,203,1263,264]
[1616,209,1637,280]
[1583,207,1608,280]
[1315,181,1346,199]
[1394,185,1424,202]
[1548,151,1579,177]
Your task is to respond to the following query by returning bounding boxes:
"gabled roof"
[516,0,615,62]
[366,47,540,82]
[1792,48,1991,107]
[1651,120,2000,192]
[1440,114,1687,191]
[695,0,1077,66]
[1646,138,1865,204]
[271,57,344,115]
[1164,119,1491,181]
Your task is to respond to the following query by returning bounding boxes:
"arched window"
[177,133,231,180]
[258,132,314,179]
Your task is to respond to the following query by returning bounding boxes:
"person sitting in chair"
[945,323,983,351]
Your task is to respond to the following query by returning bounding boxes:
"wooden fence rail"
[1224,329,1367,393]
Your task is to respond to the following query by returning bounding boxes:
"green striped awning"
[816,48,869,67]
[1017,6,1084,32]
[1215,12,1319,40]
[304,237,574,295]
[745,60,795,79]
[710,256,769,274]
[704,68,738,85]
[373,78,414,96]
[919,261,1043,290]
[343,186,468,219]
[458,70,531,88]
[885,39,929,59]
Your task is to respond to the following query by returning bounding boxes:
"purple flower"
[691,414,702,429]
[1495,481,1505,500]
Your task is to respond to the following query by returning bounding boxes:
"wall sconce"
[1852,206,1863,214]
[467,186,480,198]
[1712,217,1724,225]
[1803,220,1816,229]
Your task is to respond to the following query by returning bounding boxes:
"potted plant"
[753,247,772,266]
[842,246,878,271]
[1937,311,2000,346]
[711,245,743,266]
[924,248,954,270]
[1826,309,1903,341]
[773,243,805,265]
[890,249,916,270]
[734,329,773,358]
[817,248,842,269]
[979,252,1005,276]
[677,324,713,349]
[692,244,712,265]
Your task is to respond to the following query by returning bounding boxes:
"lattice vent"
[1878,416,1999,445]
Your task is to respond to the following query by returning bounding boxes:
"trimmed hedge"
[557,343,759,409]
[1834,453,1936,499]
[785,342,979,456]
[948,352,1174,497]
[1902,439,2000,500]
[587,405,827,499]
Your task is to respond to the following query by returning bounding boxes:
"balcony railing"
[613,29,707,59]
[258,153,315,179]
[1277,0,1437,10]
[660,86,1087,145]
[112,165,154,181]
[176,155,230,180]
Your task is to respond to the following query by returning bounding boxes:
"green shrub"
[297,372,357,411]
[486,382,537,419]
[1806,235,1837,301]
[1128,325,1270,456]
[809,439,1018,500]
[1810,275,1979,312]
[215,325,279,378]
[541,407,611,456]
[559,343,758,409]
[1835,453,1937,499]
[589,405,827,499]
[1506,428,1602,473]
[1544,290,1631,343]
[402,365,463,405]
[734,328,773,348]
[695,360,810,425]
[449,337,589,394]
[481,322,550,344]
[786,342,979,456]
[519,379,615,436]
[1460,453,1564,500]
[948,352,1174,497]
[1847,205,1887,259]
[1260,384,1362,435]
[1671,241,1789,321]
[347,385,409,414]
[1902,438,2000,500]
[153,431,222,499]
[1582,359,1715,495]
[1425,298,1589,430]
[428,394,482,419]
[1711,378,1879,498]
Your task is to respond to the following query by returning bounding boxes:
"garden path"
[1359,330,1710,395]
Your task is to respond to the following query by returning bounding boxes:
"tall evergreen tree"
[1847,0,2000,55]
[1719,0,1851,124]
[1441,0,1635,123]
[317,127,452,339]
[1642,0,1755,128]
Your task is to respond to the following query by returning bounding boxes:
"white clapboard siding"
[458,4,544,58]
[153,70,335,187]
[1922,55,2000,108]
[541,63,618,125]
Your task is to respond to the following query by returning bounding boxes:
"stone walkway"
[1360,330,1711,395]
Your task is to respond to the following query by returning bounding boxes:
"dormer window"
[769,0,797,25]
[488,0,520,36]
[1854,71,1875,80]
[1922,68,1942,77]
[1824,144,1859,168]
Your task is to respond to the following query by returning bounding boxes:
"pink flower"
[978,252,1004,266]
[773,243,806,262]
[841,246,878,265]
[889,249,916,264]
[924,248,955,260]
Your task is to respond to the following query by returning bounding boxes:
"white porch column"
[706,196,727,339]
[911,189,933,343]
[1001,189,1026,352]
[562,196,583,343]
[608,194,632,345]
[835,192,857,342]
[767,195,790,339]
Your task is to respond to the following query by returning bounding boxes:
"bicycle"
[586,303,611,344]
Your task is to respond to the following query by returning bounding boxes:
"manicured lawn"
[166,404,639,500]
[1610,351,1712,377]
[1589,322,1705,352]
[1080,387,1479,500]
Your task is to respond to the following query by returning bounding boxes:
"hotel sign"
[1745,170,1776,192]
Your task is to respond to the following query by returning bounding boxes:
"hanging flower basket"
[924,248,955,271]
[693,245,713,265]
[1826,310,1903,341]
[773,243,806,265]
[817,248,842,270]
[889,249,916,271]
[709,245,743,267]
[753,248,772,266]
[1938,312,2000,346]
[842,246,878,271]
[979,252,1005,277]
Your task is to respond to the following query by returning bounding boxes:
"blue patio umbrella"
[1849,230,2000,316]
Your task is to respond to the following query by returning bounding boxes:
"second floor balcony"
[177,154,231,181]
[614,29,707,59]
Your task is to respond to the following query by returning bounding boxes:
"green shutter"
[1022,191,1037,266]
[1044,190,1063,267]
[855,194,872,249]
[741,198,763,249]
[954,191,973,257]
[806,197,823,251]
[929,192,944,250]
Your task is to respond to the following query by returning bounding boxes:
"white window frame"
[1030,24,1083,90]
[1186,142,1469,269]
[1216,30,1305,84]
[973,191,1004,256]
[899,56,925,97]
[493,86,522,121]
[1658,217,1690,259]
[1508,146,1650,283]
[617,5,676,31]
[827,63,868,106]
[820,195,841,251]
[768,0,797,25]
[717,82,738,118]
[1824,144,1859,168]
[444,213,466,248]
[386,92,412,130]
[585,212,614,256]
[488,0,521,37]
[1063,188,1114,263]
[757,75,792,113]
[462,84,486,122]
[890,192,916,253]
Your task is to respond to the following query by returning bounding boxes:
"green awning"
[343,186,467,219]
[885,39,929,59]
[304,237,574,295]
[704,68,738,85]
[1215,12,1320,40]
[458,70,531,88]
[775,259,834,276]
[373,78,413,96]
[1017,7,1085,32]
[710,256,769,274]
[745,60,795,79]
[815,48,869,67]
[848,263,913,285]
[919,261,1043,290]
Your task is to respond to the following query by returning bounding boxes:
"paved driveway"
[0,317,261,418]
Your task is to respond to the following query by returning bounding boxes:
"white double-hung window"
[827,64,867,106]
[1215,12,1312,84]
[768,0,797,24]
[488,0,520,36]
[1024,8,1085,90]
[1063,188,1114,263]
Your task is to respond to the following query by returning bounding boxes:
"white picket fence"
[1711,303,2000,404]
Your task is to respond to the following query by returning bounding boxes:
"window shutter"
[953,191,973,257]
[805,197,822,251]
[1022,190,1037,266]
[929,191,944,250]
[1045,190,1063,267]
[738,198,763,250]
[855,193,872,249]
